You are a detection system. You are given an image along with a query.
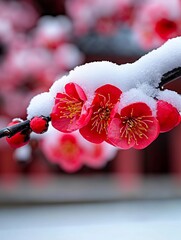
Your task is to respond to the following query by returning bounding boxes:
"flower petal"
[157,100,180,133]
[108,102,160,149]
[108,117,135,149]
[65,82,87,101]
[133,118,159,149]
[51,83,90,132]
[80,84,122,143]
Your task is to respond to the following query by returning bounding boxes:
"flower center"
[91,94,113,134]
[57,96,83,121]
[61,141,79,161]
[120,110,153,145]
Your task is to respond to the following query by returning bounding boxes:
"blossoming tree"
[0,37,180,153]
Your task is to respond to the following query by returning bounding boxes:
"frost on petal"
[51,83,91,133]
[157,100,180,133]
[80,84,122,144]
[108,102,160,149]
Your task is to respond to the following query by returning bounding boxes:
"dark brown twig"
[0,120,30,139]
[159,67,181,90]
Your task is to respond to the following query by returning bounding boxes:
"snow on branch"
[1,37,181,150]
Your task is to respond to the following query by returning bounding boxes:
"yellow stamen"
[91,93,113,134]
[120,108,153,145]
[57,96,83,122]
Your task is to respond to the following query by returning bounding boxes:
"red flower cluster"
[51,83,180,150]
[5,82,180,150]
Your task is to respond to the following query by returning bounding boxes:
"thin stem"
[0,116,51,139]
[159,67,181,90]
[0,120,30,138]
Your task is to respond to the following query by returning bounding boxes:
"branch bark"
[0,120,30,139]
[159,67,181,90]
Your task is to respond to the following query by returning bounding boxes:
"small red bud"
[30,116,49,134]
[6,119,30,148]
[157,100,180,132]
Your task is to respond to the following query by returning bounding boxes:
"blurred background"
[0,0,181,239]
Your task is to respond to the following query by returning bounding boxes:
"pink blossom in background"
[32,15,73,49]
[0,17,15,45]
[0,1,85,121]
[53,43,84,71]
[0,46,59,118]
[82,140,117,169]
[40,125,117,173]
[132,0,181,49]
[65,0,136,35]
[0,0,38,32]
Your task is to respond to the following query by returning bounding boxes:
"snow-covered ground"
[0,199,181,240]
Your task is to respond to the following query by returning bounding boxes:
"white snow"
[14,144,31,162]
[118,88,157,116]
[131,37,181,88]
[50,61,123,97]
[27,37,181,120]
[157,89,181,112]
[36,15,72,39]
[27,92,54,119]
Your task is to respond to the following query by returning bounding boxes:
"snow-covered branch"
[1,37,181,149]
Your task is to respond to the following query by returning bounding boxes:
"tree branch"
[0,67,180,139]
[159,67,181,90]
[0,120,30,139]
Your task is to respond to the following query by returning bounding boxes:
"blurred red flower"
[154,18,178,41]
[40,127,117,173]
[132,0,181,49]
[42,133,84,173]
[6,119,31,148]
